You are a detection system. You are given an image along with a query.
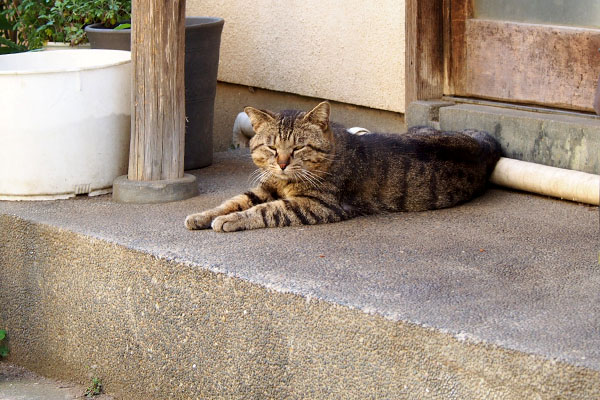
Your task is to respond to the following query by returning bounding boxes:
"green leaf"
[85,377,102,397]
[0,330,6,341]
[114,23,130,30]
[0,345,8,358]
[0,14,13,30]
[0,36,26,52]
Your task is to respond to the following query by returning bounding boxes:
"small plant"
[85,377,103,398]
[113,22,130,30]
[41,0,132,43]
[0,0,50,53]
[0,0,131,53]
[0,329,8,357]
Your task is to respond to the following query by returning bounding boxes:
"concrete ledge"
[1,215,599,399]
[439,104,600,174]
[406,100,455,129]
[1,151,599,399]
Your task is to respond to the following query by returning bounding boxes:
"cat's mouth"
[275,169,293,180]
[275,167,325,189]
[264,166,295,182]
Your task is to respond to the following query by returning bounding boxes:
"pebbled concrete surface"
[0,150,599,398]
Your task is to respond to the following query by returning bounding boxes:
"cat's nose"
[277,154,291,170]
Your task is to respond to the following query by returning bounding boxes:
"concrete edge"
[439,104,600,174]
[1,214,599,399]
[405,100,455,129]
[405,100,600,174]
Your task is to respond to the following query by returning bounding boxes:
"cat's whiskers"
[249,168,263,180]
[297,169,323,190]
[285,166,309,187]
[313,169,333,177]
[249,168,274,186]
[301,176,321,190]
[249,169,264,186]
[301,166,331,178]
[291,170,312,189]
[301,168,325,182]
[285,163,327,189]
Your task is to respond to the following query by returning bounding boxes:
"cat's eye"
[293,146,306,154]
[266,145,277,154]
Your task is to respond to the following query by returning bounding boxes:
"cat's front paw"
[185,213,213,230]
[211,213,246,232]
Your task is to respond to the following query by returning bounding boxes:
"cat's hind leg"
[185,188,274,230]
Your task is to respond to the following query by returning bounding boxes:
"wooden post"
[129,0,186,181]
[405,0,445,105]
[113,0,198,203]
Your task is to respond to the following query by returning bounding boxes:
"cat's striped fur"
[185,101,501,232]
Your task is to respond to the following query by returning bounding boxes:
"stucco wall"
[187,1,405,113]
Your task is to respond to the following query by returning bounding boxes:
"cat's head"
[245,101,334,183]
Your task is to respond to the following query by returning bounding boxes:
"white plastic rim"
[0,49,131,200]
[41,42,91,51]
[0,49,130,74]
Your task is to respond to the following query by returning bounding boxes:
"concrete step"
[0,150,599,399]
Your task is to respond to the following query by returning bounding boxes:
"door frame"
[405,0,445,106]
[406,0,600,112]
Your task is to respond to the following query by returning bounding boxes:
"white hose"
[490,157,599,205]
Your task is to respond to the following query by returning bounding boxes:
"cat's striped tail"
[462,129,503,176]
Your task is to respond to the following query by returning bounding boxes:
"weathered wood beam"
[443,0,473,95]
[405,0,445,106]
[129,0,187,181]
[462,19,600,112]
[114,0,197,203]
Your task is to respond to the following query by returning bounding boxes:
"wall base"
[406,100,600,174]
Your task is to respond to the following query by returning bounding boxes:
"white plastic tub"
[0,49,131,200]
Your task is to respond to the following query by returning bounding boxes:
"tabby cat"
[185,101,501,232]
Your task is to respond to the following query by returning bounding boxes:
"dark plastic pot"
[183,17,224,170]
[84,21,131,50]
[85,17,224,170]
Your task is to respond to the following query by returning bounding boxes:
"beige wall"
[187,1,406,113]
[212,82,406,151]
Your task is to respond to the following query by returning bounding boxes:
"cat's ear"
[244,107,276,131]
[303,101,330,131]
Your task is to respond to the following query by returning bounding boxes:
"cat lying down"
[185,101,501,232]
